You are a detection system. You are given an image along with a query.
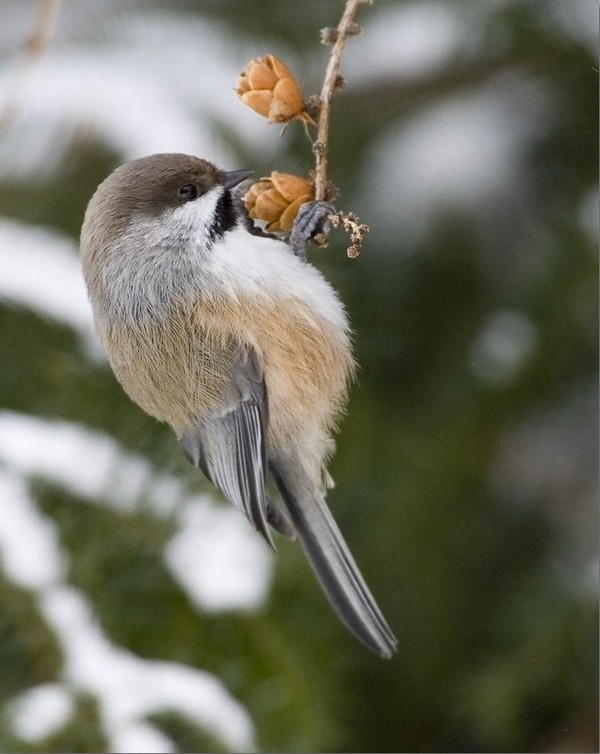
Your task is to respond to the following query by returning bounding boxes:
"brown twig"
[313,0,371,201]
[0,0,62,127]
[312,0,372,257]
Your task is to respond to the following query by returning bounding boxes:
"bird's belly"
[100,291,354,464]
[100,313,235,431]
[194,292,354,456]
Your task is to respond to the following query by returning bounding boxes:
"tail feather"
[272,469,397,659]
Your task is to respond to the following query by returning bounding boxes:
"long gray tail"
[271,466,397,659]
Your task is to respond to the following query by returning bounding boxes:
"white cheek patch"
[119,186,223,253]
[100,187,226,310]
[168,186,224,246]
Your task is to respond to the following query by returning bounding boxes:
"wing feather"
[179,346,274,547]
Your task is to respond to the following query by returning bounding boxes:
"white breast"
[206,224,350,335]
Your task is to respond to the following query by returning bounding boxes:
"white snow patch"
[9,683,74,743]
[0,217,95,346]
[0,470,65,589]
[0,410,262,751]
[166,499,272,612]
[0,410,273,611]
[40,585,255,752]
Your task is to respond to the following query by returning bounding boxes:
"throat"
[208,189,238,242]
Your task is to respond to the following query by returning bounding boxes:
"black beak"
[224,169,253,189]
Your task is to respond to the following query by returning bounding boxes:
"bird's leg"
[290,200,336,261]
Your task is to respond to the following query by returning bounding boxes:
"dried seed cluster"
[244,173,315,233]
[236,54,313,125]
[236,40,369,257]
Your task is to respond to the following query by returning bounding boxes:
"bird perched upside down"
[80,153,397,658]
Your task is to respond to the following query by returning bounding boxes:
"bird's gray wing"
[178,345,292,548]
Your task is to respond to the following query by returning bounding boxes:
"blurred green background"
[0,0,597,751]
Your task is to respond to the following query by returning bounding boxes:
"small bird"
[80,153,397,658]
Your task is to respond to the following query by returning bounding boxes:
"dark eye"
[178,184,198,201]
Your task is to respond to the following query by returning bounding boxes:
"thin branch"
[313,0,372,201]
[0,0,63,127]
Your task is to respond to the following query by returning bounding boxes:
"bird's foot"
[290,200,336,261]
